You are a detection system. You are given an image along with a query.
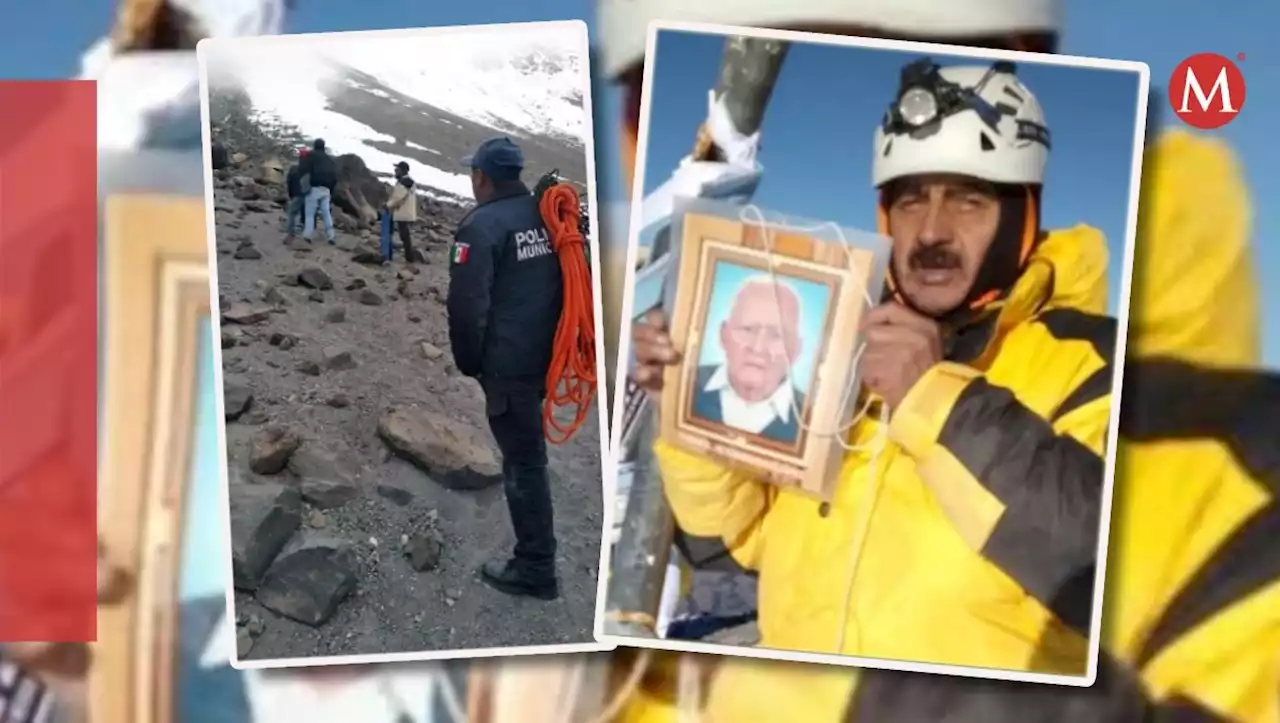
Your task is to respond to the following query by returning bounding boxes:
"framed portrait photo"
[93,195,211,723]
[659,201,888,499]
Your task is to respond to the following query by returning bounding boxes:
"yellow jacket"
[619,130,1280,722]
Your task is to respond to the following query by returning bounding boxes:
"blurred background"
[4,0,1276,360]
[0,0,1274,719]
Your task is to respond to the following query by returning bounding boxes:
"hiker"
[446,137,564,601]
[576,0,1280,721]
[296,137,337,245]
[637,50,1115,681]
[384,160,418,263]
[283,147,310,241]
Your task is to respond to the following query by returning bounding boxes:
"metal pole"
[604,414,674,637]
[604,35,790,638]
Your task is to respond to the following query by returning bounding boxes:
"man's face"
[885,174,1002,316]
[719,282,801,402]
[469,167,485,200]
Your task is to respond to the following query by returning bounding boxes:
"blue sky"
[180,318,227,601]
[639,32,1142,315]
[1,0,1274,364]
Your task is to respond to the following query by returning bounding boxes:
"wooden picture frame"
[93,195,210,723]
[469,655,614,723]
[658,209,883,499]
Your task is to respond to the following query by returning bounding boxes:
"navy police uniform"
[447,137,563,598]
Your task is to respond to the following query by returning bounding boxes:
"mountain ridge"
[208,35,589,202]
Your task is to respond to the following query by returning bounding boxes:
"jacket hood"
[972,221,1108,352]
[399,175,415,189]
[956,221,1107,367]
[1029,223,1110,315]
[1126,130,1259,367]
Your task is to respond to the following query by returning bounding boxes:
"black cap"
[395,161,410,173]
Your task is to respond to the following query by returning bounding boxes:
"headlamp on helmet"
[883,58,1015,135]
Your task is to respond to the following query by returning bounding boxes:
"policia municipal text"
[447,137,564,600]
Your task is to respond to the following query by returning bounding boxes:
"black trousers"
[396,220,415,261]
[484,380,556,579]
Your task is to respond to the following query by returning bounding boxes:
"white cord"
[433,667,470,723]
[833,404,890,655]
[677,653,702,723]
[553,655,591,722]
[735,205,881,452]
[449,208,892,722]
[409,657,587,723]
[736,205,893,656]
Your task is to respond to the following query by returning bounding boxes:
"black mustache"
[909,246,962,270]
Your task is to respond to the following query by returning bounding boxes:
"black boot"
[479,558,559,601]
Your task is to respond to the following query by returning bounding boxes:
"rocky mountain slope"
[206,29,589,202]
[210,99,603,660]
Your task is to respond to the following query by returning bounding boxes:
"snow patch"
[203,24,584,200]
[406,141,440,156]
[340,26,587,145]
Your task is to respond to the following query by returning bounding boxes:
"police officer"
[447,136,563,600]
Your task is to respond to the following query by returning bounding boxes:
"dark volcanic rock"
[297,266,333,290]
[249,426,301,474]
[404,531,443,572]
[255,536,359,626]
[288,447,359,509]
[376,408,502,490]
[224,382,254,421]
[229,484,302,591]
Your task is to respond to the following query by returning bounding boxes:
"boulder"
[255,536,359,626]
[249,426,300,474]
[288,447,359,509]
[224,382,253,421]
[229,484,302,590]
[259,157,285,185]
[376,408,502,490]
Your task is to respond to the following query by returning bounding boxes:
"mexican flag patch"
[451,242,470,264]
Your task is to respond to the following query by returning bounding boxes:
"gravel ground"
[212,174,605,661]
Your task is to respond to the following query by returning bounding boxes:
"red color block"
[0,81,98,642]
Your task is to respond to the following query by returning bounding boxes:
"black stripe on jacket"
[844,359,1280,723]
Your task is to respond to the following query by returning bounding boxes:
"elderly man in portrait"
[692,275,807,445]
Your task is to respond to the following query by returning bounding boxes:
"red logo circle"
[1169,53,1246,130]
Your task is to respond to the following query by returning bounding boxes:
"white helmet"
[597,0,1062,79]
[872,61,1049,188]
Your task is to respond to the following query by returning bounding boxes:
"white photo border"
[196,19,617,671]
[596,18,1151,689]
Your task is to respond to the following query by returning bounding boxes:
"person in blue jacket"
[447,136,565,601]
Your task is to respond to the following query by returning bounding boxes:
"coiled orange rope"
[539,183,597,444]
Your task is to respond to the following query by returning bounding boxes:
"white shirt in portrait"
[704,365,794,435]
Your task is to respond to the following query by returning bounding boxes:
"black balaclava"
[881,182,1042,330]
